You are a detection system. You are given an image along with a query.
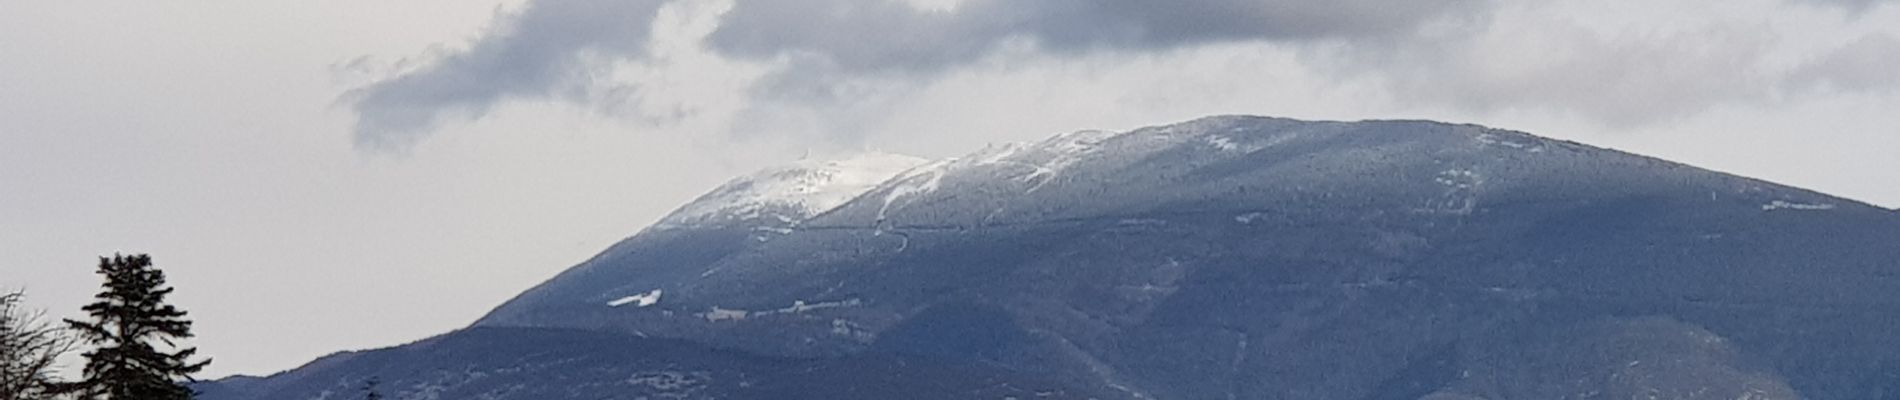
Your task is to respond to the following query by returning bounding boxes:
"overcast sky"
[3,0,1897,379]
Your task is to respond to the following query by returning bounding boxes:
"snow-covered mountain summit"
[655,152,929,229]
[216,116,1900,400]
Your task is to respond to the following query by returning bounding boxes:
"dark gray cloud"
[342,0,1893,148]
[345,0,1480,148]
[707,0,1481,74]
[707,0,1479,145]
[346,0,666,149]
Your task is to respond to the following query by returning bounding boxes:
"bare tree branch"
[2,290,78,400]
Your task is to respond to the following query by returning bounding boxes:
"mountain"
[206,116,1900,400]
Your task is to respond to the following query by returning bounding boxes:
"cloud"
[1787,0,1896,13]
[1343,2,1780,127]
[343,0,1479,149]
[346,0,667,150]
[1788,33,1900,94]
[342,0,1899,149]
[705,0,1482,74]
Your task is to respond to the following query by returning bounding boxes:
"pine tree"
[64,254,211,400]
[1,290,76,400]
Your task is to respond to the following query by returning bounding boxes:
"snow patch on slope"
[659,153,930,228]
[1026,129,1117,181]
[879,158,956,220]
[608,289,663,307]
[696,299,865,322]
[873,130,1127,221]
[1761,200,1835,211]
[1475,132,1547,152]
[1204,135,1241,151]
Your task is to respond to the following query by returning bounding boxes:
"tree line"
[2,254,209,400]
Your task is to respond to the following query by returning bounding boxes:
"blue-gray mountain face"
[207,116,1900,400]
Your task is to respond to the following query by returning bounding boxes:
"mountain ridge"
[213,115,1900,400]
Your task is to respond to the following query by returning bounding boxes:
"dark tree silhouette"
[1,290,76,400]
[64,254,210,400]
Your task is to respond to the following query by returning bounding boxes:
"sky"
[2,0,1897,379]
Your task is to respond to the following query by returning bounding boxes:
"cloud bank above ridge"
[344,0,1900,150]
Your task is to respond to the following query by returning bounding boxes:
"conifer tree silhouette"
[65,254,210,400]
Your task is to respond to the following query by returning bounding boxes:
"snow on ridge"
[873,124,1286,220]
[1474,132,1548,153]
[1017,129,1117,185]
[676,120,1363,227]
[1040,129,1117,157]
[878,158,956,220]
[875,130,1125,219]
[660,152,931,227]
[970,142,1029,165]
